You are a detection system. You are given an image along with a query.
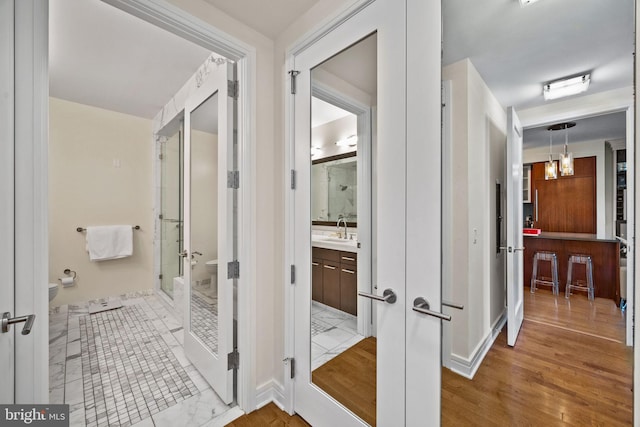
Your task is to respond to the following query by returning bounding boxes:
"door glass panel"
[159,123,183,298]
[189,92,219,356]
[310,32,377,425]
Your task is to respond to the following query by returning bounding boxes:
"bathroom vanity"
[311,245,358,315]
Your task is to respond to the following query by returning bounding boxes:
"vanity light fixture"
[544,132,558,180]
[335,135,358,147]
[543,74,590,101]
[548,122,576,176]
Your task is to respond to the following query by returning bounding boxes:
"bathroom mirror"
[309,32,376,425]
[311,152,357,225]
[189,91,220,356]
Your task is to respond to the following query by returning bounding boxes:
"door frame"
[101,0,259,411]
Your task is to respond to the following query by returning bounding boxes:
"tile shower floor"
[49,293,233,427]
[311,302,364,370]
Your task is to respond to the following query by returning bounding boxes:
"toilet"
[48,283,59,302]
[206,260,218,297]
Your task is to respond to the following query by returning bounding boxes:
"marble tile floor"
[49,292,234,427]
[311,302,364,370]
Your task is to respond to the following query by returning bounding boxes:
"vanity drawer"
[312,247,341,262]
[339,251,357,266]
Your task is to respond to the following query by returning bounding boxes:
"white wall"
[442,58,507,376]
[49,97,153,306]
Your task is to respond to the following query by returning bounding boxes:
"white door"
[292,0,408,425]
[0,0,16,404]
[506,107,525,346]
[183,61,236,404]
[0,0,49,404]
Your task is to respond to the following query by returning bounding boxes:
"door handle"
[358,289,397,304]
[178,250,188,258]
[2,312,36,335]
[535,189,538,221]
[442,300,464,310]
[513,247,525,252]
[412,297,451,321]
[499,246,511,252]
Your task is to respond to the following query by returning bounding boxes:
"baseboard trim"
[449,311,507,379]
[255,380,286,411]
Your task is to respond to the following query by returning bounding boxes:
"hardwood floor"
[443,289,632,426]
[225,403,310,427]
[312,337,377,426]
[232,290,631,426]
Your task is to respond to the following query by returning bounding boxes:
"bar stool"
[565,254,594,301]
[531,251,559,295]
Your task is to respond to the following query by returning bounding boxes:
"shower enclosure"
[159,124,183,298]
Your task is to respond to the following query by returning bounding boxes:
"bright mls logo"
[1,405,69,426]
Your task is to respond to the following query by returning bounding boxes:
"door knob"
[358,288,397,304]
[2,312,36,335]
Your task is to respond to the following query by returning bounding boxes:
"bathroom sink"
[312,235,358,250]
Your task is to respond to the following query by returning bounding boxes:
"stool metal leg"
[531,255,538,293]
[565,257,573,299]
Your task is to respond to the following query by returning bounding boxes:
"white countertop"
[311,235,358,252]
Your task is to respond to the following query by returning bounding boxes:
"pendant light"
[544,131,557,180]
[559,123,575,176]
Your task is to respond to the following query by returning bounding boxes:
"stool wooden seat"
[565,254,594,301]
[531,251,559,295]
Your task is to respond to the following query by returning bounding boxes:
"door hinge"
[159,153,164,160]
[291,169,296,189]
[159,274,163,280]
[227,80,239,99]
[283,357,295,379]
[228,349,240,370]
[159,214,164,220]
[227,171,240,189]
[290,265,295,284]
[288,70,300,95]
[228,260,240,279]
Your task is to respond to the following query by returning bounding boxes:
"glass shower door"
[160,125,183,298]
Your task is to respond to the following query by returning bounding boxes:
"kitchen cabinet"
[531,156,596,233]
[312,247,358,315]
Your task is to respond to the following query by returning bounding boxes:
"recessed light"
[519,0,540,6]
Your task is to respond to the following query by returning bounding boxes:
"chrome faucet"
[337,216,348,239]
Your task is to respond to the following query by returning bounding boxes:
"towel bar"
[77,225,141,232]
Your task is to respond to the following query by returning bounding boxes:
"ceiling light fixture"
[519,0,540,6]
[335,135,358,147]
[543,74,591,101]
[548,122,576,176]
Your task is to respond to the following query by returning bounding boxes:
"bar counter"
[523,232,620,304]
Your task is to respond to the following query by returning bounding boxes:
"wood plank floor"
[443,291,633,426]
[312,337,377,426]
[225,403,310,427]
[231,290,631,426]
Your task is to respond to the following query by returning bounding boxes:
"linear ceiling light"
[543,74,591,101]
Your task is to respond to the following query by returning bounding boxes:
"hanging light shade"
[544,132,557,180]
[559,123,575,176]
[547,122,576,177]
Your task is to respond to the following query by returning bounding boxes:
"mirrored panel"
[310,32,377,426]
[189,92,220,355]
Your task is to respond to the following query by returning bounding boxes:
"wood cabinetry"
[312,247,358,315]
[531,156,596,233]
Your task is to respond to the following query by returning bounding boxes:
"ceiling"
[50,0,633,146]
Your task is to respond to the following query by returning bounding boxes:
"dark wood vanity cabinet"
[312,247,358,315]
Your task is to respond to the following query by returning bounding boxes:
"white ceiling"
[312,98,352,128]
[202,0,319,39]
[49,0,633,146]
[49,0,212,119]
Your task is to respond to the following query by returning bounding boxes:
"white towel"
[86,225,133,261]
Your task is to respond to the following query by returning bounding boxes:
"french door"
[290,0,442,425]
[183,61,236,404]
[506,107,525,346]
[0,0,49,403]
